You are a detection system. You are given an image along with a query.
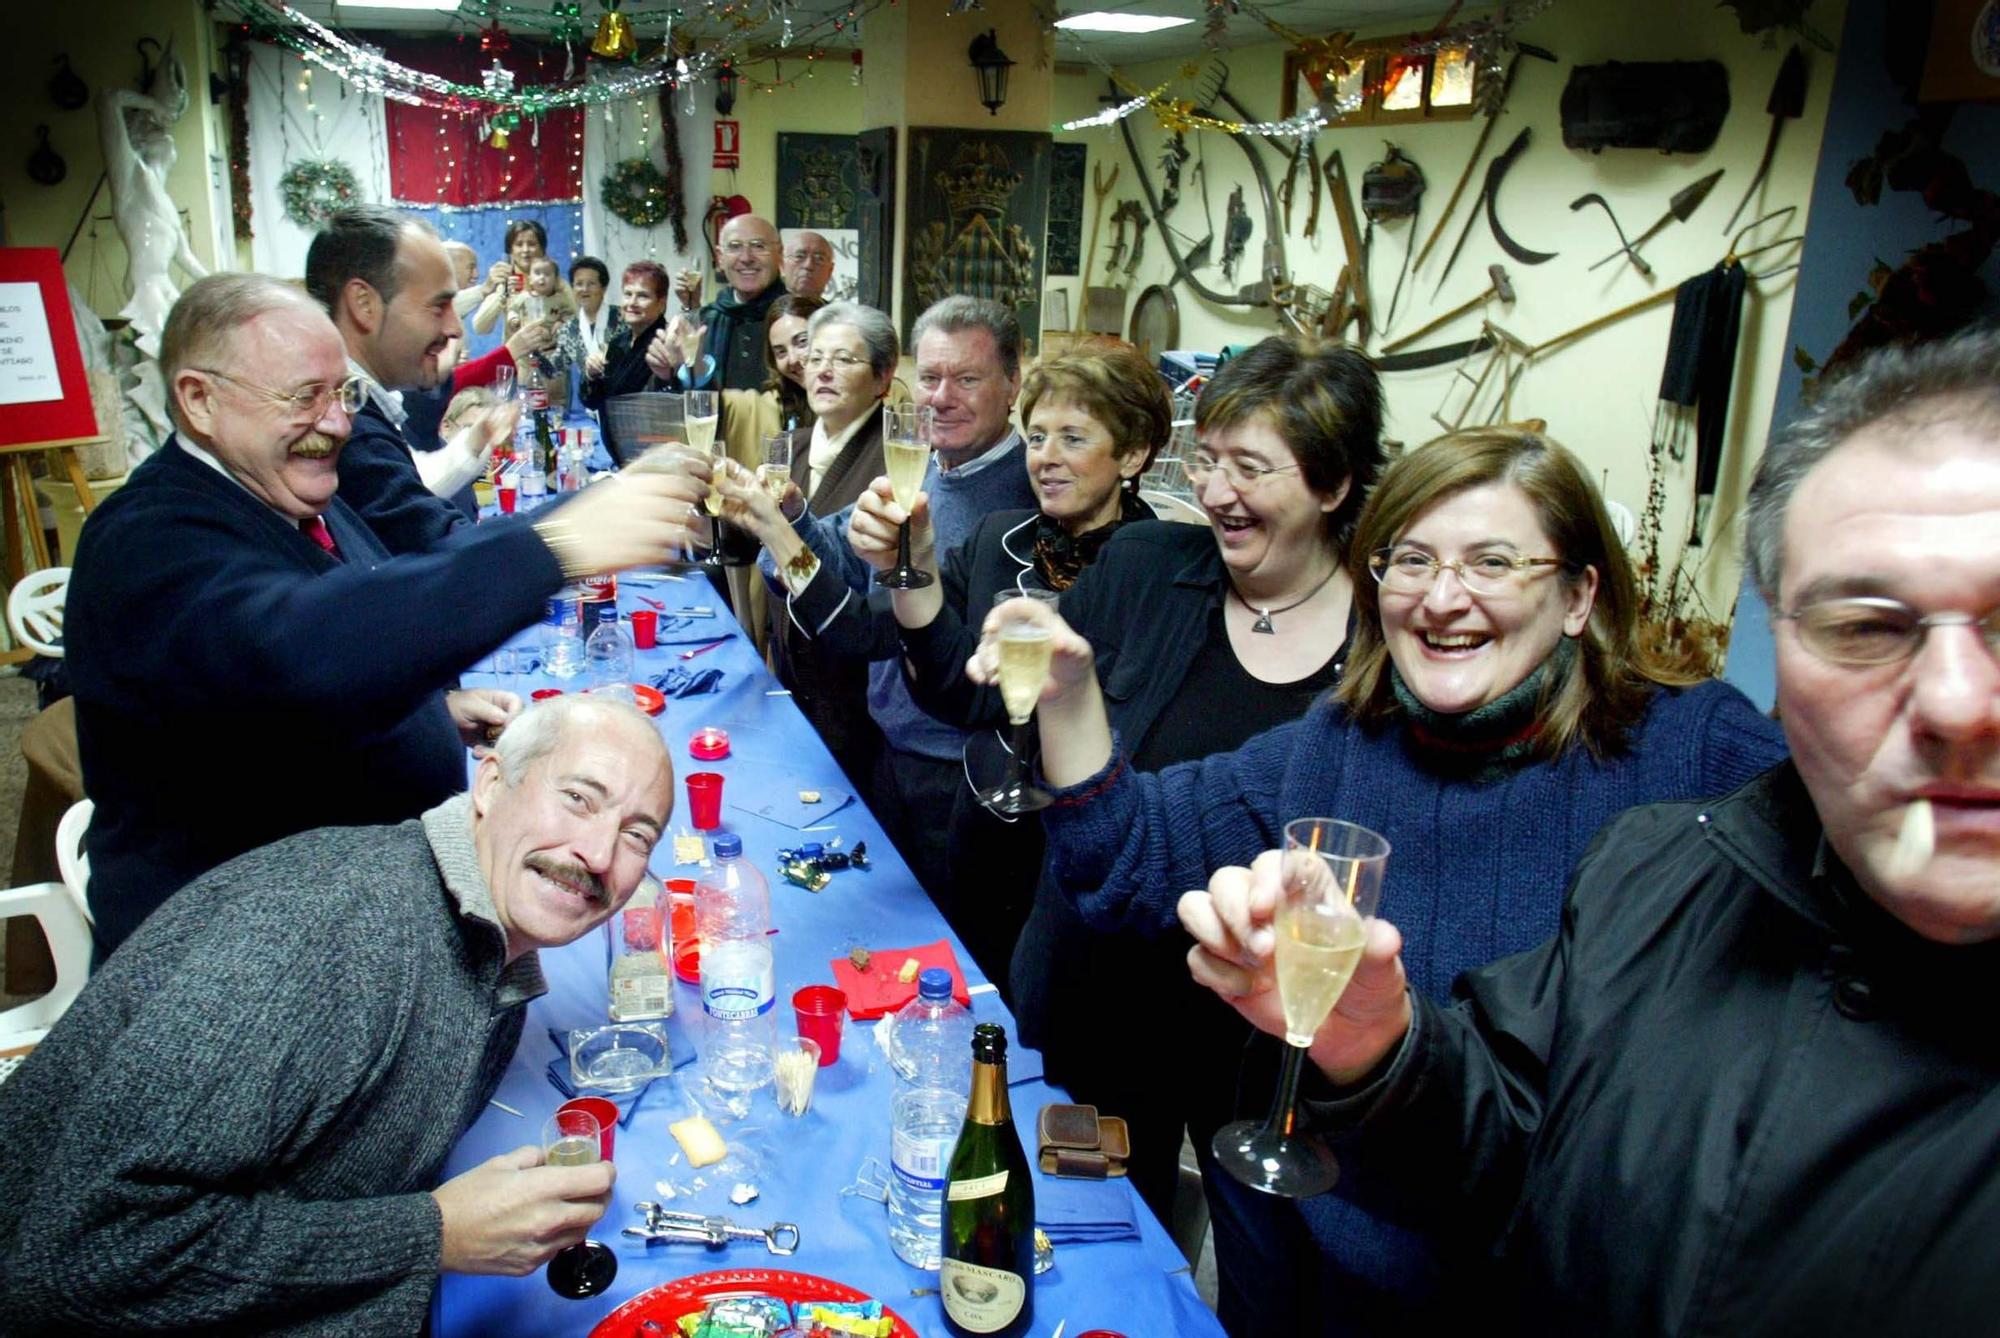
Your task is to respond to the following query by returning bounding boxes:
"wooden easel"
[1,435,102,666]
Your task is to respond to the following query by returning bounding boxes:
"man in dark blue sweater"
[759,296,1038,901]
[307,204,486,555]
[67,274,707,956]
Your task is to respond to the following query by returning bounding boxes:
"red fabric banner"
[382,39,584,207]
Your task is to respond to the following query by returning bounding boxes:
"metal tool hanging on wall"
[1110,68,1293,314]
[1413,42,1557,274]
[1320,150,1371,343]
[1382,263,1512,354]
[1362,145,1425,334]
[1106,199,1148,277]
[1588,170,1725,272]
[1570,194,1652,278]
[1433,126,1556,294]
[1072,161,1120,335]
[1721,45,1807,234]
[1220,185,1254,283]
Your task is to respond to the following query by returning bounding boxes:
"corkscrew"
[622,1201,800,1255]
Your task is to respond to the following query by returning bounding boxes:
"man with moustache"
[781,229,836,300]
[0,697,671,1335]
[64,273,705,956]
[687,213,789,392]
[1179,329,2000,1334]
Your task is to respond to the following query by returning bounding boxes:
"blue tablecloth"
[431,580,1220,1338]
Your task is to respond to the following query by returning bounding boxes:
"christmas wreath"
[279,158,360,228]
[601,157,672,228]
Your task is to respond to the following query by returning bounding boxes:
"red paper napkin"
[829,939,972,1019]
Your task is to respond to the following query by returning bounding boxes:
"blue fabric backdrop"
[401,202,587,371]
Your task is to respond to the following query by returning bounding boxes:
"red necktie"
[301,515,340,558]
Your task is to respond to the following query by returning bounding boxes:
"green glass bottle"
[533,400,559,479]
[940,1023,1035,1337]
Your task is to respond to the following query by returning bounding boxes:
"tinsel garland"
[227,34,255,242]
[657,79,688,249]
[601,157,672,227]
[279,157,360,227]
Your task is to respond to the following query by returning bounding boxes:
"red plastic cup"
[631,609,658,649]
[686,771,724,830]
[661,879,701,983]
[556,1096,620,1159]
[496,482,517,514]
[793,984,847,1065]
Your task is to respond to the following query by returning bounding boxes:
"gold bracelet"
[532,517,591,579]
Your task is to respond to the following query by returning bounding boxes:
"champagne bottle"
[939,1023,1034,1337]
[533,401,559,480]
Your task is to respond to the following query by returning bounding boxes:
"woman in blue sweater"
[971,427,1789,1336]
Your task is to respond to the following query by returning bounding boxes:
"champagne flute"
[541,1109,618,1298]
[1211,817,1390,1199]
[759,431,794,503]
[685,390,741,566]
[493,362,516,403]
[971,589,1059,816]
[878,402,935,590]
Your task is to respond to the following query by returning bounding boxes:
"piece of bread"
[669,1114,728,1168]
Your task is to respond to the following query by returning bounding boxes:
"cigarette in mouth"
[1887,798,1935,881]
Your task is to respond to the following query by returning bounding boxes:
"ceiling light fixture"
[1054,12,1195,34]
[337,0,463,11]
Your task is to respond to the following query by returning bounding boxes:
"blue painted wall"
[1724,0,2000,709]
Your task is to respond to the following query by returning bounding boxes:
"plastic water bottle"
[887,967,975,1269]
[696,835,775,1094]
[541,590,585,679]
[585,617,635,694]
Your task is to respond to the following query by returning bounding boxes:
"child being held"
[507,257,578,393]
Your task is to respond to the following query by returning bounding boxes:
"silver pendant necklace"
[1230,562,1341,634]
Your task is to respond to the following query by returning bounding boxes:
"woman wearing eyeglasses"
[711,301,902,783]
[972,425,1788,1337]
[817,335,1378,1241]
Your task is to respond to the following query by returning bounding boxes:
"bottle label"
[700,941,775,1021]
[946,1170,1008,1201]
[891,1130,950,1192]
[701,982,775,1021]
[940,1258,1027,1333]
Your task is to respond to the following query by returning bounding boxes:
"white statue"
[97,39,208,358]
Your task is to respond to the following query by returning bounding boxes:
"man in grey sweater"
[0,695,673,1335]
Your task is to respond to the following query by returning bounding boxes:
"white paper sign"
[0,282,63,407]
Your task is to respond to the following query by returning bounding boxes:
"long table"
[432,576,1222,1337]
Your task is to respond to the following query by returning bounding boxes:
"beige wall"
[1049,0,1846,614]
[0,0,231,321]
[721,59,868,221]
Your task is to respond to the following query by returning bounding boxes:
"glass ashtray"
[569,1023,672,1094]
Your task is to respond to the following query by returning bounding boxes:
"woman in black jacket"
[901,335,1386,1301]
[577,259,670,464]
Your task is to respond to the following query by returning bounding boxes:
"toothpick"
[1887,798,1935,881]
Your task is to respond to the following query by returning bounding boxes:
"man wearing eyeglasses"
[686,213,789,392]
[1179,329,2000,1332]
[64,273,705,956]
[781,229,836,300]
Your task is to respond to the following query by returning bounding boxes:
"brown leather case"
[1036,1102,1131,1178]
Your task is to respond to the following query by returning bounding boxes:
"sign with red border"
[0,248,98,450]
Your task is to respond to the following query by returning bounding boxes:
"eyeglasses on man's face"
[1368,546,1569,596]
[196,368,364,420]
[1180,452,1301,492]
[721,239,774,257]
[1782,596,2000,668]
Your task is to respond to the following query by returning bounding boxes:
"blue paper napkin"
[1035,1169,1140,1244]
[543,1013,697,1104]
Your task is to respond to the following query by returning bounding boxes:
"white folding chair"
[7,567,71,659]
[55,798,94,927]
[0,882,92,1082]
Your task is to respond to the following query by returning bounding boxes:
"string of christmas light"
[1057,57,1349,138]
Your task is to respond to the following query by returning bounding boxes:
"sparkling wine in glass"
[971,589,1059,816]
[878,402,935,590]
[1212,817,1390,1199]
[541,1109,618,1298]
[759,431,794,503]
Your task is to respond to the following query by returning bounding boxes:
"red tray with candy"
[586,1268,918,1338]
